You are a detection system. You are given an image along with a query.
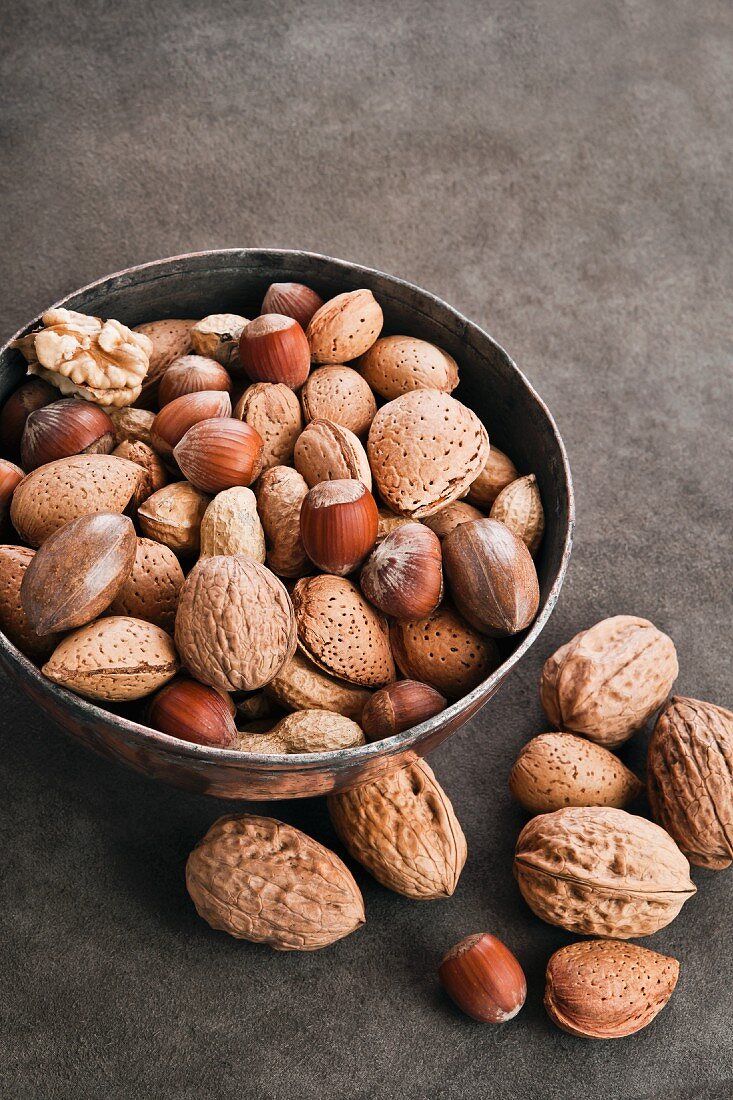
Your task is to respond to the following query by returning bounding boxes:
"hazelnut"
[443,518,539,637]
[147,677,237,749]
[261,282,324,329]
[300,480,378,577]
[439,933,527,1024]
[0,377,56,457]
[158,355,232,406]
[150,390,232,459]
[360,523,442,620]
[173,417,263,494]
[20,399,114,471]
[361,680,447,741]
[238,314,310,389]
[0,459,24,520]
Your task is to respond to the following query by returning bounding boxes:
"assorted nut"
[509,732,642,814]
[439,933,527,1024]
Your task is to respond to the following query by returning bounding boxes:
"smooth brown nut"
[357,336,458,400]
[233,382,302,470]
[0,545,62,660]
[0,459,24,520]
[306,289,383,364]
[43,616,178,701]
[360,522,442,620]
[112,439,168,507]
[509,732,643,814]
[21,399,114,470]
[108,537,184,634]
[466,447,518,507]
[327,758,466,899]
[175,555,296,692]
[0,377,56,458]
[443,518,540,637]
[490,474,544,556]
[647,695,733,869]
[300,480,378,576]
[109,406,155,449]
[439,933,527,1024]
[133,318,196,405]
[514,806,696,938]
[238,314,310,389]
[424,500,485,540]
[540,615,679,749]
[294,418,372,490]
[255,465,310,578]
[147,678,237,748]
[368,391,490,518]
[199,486,265,561]
[261,282,323,329]
[174,417,263,494]
[300,366,377,437]
[10,454,142,548]
[138,482,211,556]
[292,574,395,688]
[190,314,248,371]
[361,680,447,741]
[150,390,232,459]
[186,813,365,950]
[265,650,371,723]
[257,709,365,753]
[21,513,136,634]
[158,355,232,406]
[390,603,500,699]
[545,940,679,1039]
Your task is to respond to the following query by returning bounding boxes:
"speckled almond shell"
[265,650,371,722]
[389,603,500,700]
[544,940,680,1039]
[234,382,303,470]
[108,537,184,635]
[10,454,143,547]
[174,555,297,693]
[42,615,178,701]
[647,696,733,869]
[490,473,545,556]
[185,813,365,950]
[292,574,394,688]
[539,615,679,749]
[514,806,696,938]
[357,336,459,400]
[509,732,643,814]
[306,289,383,364]
[255,465,311,578]
[0,545,62,661]
[269,709,365,753]
[294,418,372,490]
[133,318,196,405]
[327,758,467,899]
[300,366,377,437]
[367,390,490,519]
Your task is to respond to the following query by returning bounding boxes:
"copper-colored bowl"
[0,250,574,799]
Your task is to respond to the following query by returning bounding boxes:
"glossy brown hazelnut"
[360,523,442,620]
[439,933,527,1023]
[300,479,378,576]
[238,314,311,389]
[361,679,447,741]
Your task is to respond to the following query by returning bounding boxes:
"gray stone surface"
[1,1,731,1097]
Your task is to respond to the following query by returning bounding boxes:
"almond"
[300,366,377,437]
[306,289,383,364]
[43,616,178,701]
[292,574,395,688]
[390,603,500,699]
[466,447,518,508]
[368,391,490,518]
[424,501,485,540]
[265,650,371,723]
[509,732,643,814]
[108,537,184,634]
[357,336,459,400]
[186,813,365,950]
[327,759,466,899]
[0,545,62,660]
[294,418,372,490]
[233,382,302,470]
[10,454,142,547]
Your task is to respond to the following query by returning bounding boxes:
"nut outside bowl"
[0,249,574,800]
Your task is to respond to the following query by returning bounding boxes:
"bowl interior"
[0,249,573,797]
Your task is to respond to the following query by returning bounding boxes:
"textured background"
[1,1,732,1098]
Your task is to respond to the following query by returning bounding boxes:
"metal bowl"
[0,249,574,799]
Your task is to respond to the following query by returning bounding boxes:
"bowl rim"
[0,247,575,771]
